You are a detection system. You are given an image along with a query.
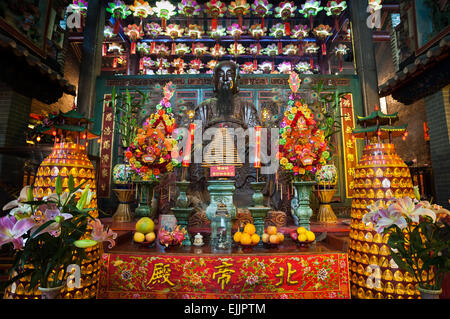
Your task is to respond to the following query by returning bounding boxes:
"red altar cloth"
[97,242,350,299]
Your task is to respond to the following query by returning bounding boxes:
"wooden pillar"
[76,0,106,119]
[349,0,380,115]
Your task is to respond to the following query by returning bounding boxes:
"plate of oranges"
[233,223,260,248]
[261,226,284,248]
[290,226,315,247]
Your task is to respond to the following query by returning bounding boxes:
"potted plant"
[0,175,117,299]
[362,196,450,299]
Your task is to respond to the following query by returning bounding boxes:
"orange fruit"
[262,233,270,243]
[277,232,284,242]
[266,226,277,236]
[251,233,260,245]
[297,227,307,235]
[243,223,256,235]
[298,234,307,242]
[145,232,156,242]
[240,233,252,245]
[133,232,145,243]
[269,234,280,244]
[306,231,315,242]
[233,231,242,243]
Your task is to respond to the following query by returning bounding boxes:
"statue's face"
[216,63,235,91]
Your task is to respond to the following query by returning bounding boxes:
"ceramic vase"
[292,181,316,231]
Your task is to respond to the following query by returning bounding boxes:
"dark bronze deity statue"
[194,60,259,130]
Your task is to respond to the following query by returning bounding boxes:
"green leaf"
[30,220,55,239]
[68,175,75,192]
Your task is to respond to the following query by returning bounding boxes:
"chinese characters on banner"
[210,166,235,177]
[98,94,115,198]
[97,253,350,299]
[340,93,358,198]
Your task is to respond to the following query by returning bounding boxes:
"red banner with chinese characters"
[97,253,350,299]
[340,94,358,198]
[98,95,115,198]
[210,166,235,178]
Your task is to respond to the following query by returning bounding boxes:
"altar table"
[97,240,350,299]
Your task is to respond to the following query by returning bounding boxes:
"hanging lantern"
[106,0,132,34]
[263,44,278,71]
[291,24,309,56]
[295,61,311,74]
[206,60,219,73]
[210,44,226,58]
[124,24,143,54]
[259,60,273,74]
[228,23,245,58]
[68,0,88,31]
[145,22,162,54]
[325,1,347,30]
[229,0,250,29]
[304,42,319,69]
[274,1,297,36]
[269,23,286,54]
[251,0,272,29]
[250,24,266,58]
[178,0,201,28]
[333,43,348,72]
[136,42,150,55]
[165,24,184,54]
[189,59,204,73]
[248,44,259,68]
[129,0,152,33]
[205,0,227,30]
[208,26,227,40]
[152,0,177,31]
[102,43,107,56]
[313,24,332,55]
[299,0,323,30]
[186,24,204,52]
[241,61,256,74]
[228,43,246,58]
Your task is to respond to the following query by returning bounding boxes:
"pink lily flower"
[31,208,73,238]
[0,215,35,250]
[389,197,436,223]
[89,219,117,249]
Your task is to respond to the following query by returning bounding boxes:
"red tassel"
[310,15,314,30]
[212,18,217,30]
[335,17,339,31]
[102,43,107,56]
[238,15,243,28]
[150,42,155,54]
[253,59,257,70]
[339,57,343,72]
[310,56,314,69]
[298,42,303,56]
[261,17,265,29]
[139,19,143,33]
[161,18,166,31]
[131,42,136,55]
[234,41,237,54]
[171,41,176,55]
[113,17,121,34]
[192,42,195,55]
[271,60,274,71]
[139,58,144,70]
[278,41,282,55]
[113,57,118,68]
[284,22,291,36]
[257,41,261,55]
[322,42,327,55]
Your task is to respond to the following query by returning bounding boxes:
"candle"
[254,126,262,168]
[182,123,196,167]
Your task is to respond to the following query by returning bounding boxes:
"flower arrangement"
[156,57,170,69]
[259,61,273,73]
[124,24,143,54]
[136,42,149,55]
[362,197,450,293]
[228,0,250,27]
[248,44,259,56]
[241,62,256,74]
[274,1,297,34]
[313,24,332,39]
[333,43,348,72]
[0,177,116,290]
[154,43,170,56]
[304,42,319,54]
[186,24,204,39]
[278,73,328,181]
[206,60,218,71]
[172,58,186,73]
[210,44,226,57]
[190,59,204,70]
[315,164,337,186]
[142,57,156,68]
[125,82,180,181]
[175,43,191,56]
[325,0,347,29]
[165,24,184,39]
[228,43,246,57]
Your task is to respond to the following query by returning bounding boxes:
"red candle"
[182,123,196,167]
[254,126,262,168]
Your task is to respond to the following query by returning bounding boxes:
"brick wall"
[424,85,450,209]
